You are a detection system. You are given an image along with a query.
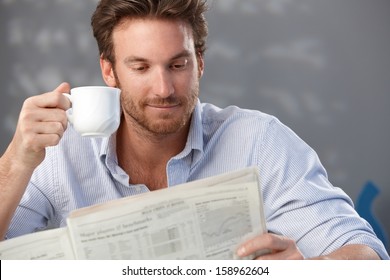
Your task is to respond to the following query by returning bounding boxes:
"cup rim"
[70,86,121,94]
[71,86,119,90]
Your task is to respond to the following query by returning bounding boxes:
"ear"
[100,56,117,87]
[197,53,205,79]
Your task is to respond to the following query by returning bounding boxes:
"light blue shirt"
[7,101,389,259]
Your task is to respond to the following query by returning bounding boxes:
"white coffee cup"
[63,86,121,137]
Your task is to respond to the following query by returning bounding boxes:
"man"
[0,0,388,260]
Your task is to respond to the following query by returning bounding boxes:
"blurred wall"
[0,0,389,253]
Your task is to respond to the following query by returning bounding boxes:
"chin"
[148,119,187,135]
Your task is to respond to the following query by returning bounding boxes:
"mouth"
[147,103,180,110]
[145,104,181,118]
[143,96,182,113]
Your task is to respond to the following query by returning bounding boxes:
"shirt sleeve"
[5,181,54,239]
[5,148,58,239]
[257,117,389,259]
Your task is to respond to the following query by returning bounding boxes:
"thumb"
[54,82,71,94]
[53,82,71,110]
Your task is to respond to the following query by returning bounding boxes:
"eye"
[170,59,188,70]
[131,63,149,72]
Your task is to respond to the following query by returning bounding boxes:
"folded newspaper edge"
[0,166,267,260]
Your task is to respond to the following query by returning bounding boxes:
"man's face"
[102,18,204,136]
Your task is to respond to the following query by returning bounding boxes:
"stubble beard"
[117,78,199,137]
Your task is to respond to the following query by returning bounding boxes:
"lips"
[145,99,181,109]
[144,96,181,108]
[148,104,179,109]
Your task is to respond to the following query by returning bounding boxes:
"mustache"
[144,96,181,106]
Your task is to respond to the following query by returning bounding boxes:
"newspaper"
[0,167,267,260]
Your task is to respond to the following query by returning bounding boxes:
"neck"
[118,119,189,162]
[116,115,190,189]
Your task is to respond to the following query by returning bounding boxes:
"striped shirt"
[6,101,389,259]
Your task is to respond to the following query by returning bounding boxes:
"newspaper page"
[67,167,266,259]
[0,227,75,260]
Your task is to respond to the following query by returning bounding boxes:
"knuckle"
[48,134,61,146]
[22,96,35,107]
[23,135,40,152]
[19,122,33,136]
[19,108,34,122]
[54,121,64,133]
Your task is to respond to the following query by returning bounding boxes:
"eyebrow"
[123,50,192,65]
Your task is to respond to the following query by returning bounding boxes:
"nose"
[152,67,174,98]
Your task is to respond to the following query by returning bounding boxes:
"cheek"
[115,70,143,92]
[175,71,198,90]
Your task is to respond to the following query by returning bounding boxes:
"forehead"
[112,18,196,61]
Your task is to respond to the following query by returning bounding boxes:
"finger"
[28,121,67,139]
[236,234,272,257]
[53,82,72,110]
[237,233,289,257]
[21,106,68,122]
[19,107,68,132]
[255,244,304,260]
[27,84,71,110]
[254,248,304,260]
[253,236,304,260]
[263,234,292,251]
[54,82,71,95]
[22,132,63,153]
[18,123,67,152]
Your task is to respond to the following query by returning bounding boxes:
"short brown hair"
[91,0,208,64]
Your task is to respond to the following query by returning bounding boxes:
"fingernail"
[237,247,246,256]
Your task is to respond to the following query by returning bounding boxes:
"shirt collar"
[94,132,117,172]
[97,100,205,166]
[171,100,204,163]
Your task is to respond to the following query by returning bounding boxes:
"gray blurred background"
[0,0,389,253]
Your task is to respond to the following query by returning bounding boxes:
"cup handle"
[62,93,74,124]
